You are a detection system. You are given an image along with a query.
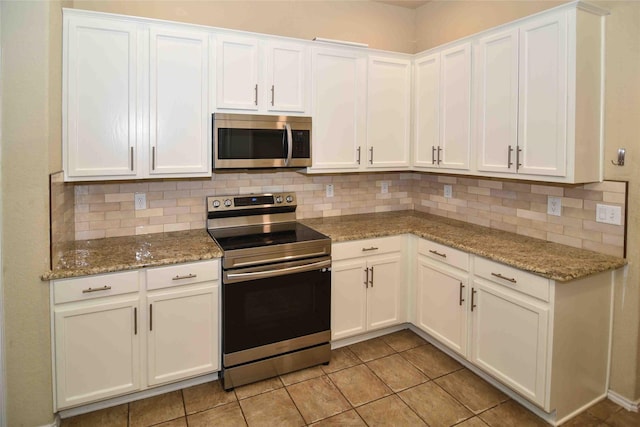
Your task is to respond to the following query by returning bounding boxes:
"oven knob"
[285,195,294,203]
[224,199,232,207]
[212,200,221,208]
[275,195,283,203]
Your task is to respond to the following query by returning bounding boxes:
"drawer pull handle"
[362,247,379,252]
[82,285,112,293]
[491,272,517,283]
[173,274,197,280]
[429,250,447,258]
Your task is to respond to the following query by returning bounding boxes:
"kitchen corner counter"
[301,210,626,282]
[43,229,223,281]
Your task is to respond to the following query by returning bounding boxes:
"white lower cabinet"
[331,236,406,340]
[52,260,220,410]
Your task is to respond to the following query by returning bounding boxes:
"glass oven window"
[223,268,330,354]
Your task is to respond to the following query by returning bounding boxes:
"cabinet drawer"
[146,260,220,291]
[54,271,139,304]
[474,257,550,302]
[418,239,469,271]
[332,236,404,261]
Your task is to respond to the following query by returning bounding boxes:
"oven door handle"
[224,259,331,284]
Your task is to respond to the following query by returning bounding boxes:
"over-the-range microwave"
[212,113,312,169]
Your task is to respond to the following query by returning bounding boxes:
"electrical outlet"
[444,185,452,199]
[134,193,147,210]
[596,204,622,225]
[326,184,334,198]
[381,181,389,194]
[547,196,562,216]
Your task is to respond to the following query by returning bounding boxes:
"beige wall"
[414,0,640,403]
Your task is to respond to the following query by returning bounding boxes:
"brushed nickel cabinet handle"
[432,146,436,164]
[149,304,153,331]
[437,146,442,165]
[172,273,197,280]
[507,145,514,169]
[516,146,522,170]
[271,85,275,106]
[130,147,134,171]
[362,247,379,252]
[459,282,465,306]
[369,147,374,164]
[491,272,517,283]
[151,146,156,171]
[364,268,369,288]
[82,285,111,293]
[471,288,477,311]
[134,307,137,335]
[428,249,447,258]
[357,146,361,165]
[254,84,258,105]
[369,266,374,287]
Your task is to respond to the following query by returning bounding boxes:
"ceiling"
[376,0,430,9]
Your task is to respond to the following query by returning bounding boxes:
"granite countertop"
[301,211,627,282]
[43,229,223,280]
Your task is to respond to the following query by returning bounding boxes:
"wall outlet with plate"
[134,193,147,210]
[444,185,452,199]
[325,184,334,198]
[381,181,389,194]
[547,196,562,216]
[596,204,622,225]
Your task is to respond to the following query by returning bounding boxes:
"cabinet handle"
[82,285,111,293]
[431,146,436,165]
[369,147,374,164]
[459,282,465,306]
[428,249,447,258]
[134,307,137,335]
[491,272,517,283]
[507,145,514,169]
[369,266,374,287]
[516,146,522,170]
[149,304,153,331]
[437,146,442,165]
[271,85,275,106]
[151,146,156,171]
[471,288,477,311]
[364,268,369,288]
[254,84,258,105]
[356,146,361,165]
[362,247,379,252]
[173,273,197,280]
[130,147,134,171]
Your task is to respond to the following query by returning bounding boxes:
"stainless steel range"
[206,193,331,390]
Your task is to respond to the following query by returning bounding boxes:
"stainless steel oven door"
[222,256,331,368]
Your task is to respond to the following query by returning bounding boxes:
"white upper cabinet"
[310,47,367,171]
[216,35,309,114]
[216,36,260,110]
[149,27,210,176]
[366,56,411,169]
[474,5,607,183]
[63,11,212,181]
[413,42,471,172]
[64,16,138,179]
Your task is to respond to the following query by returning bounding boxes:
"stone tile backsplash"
[64,171,626,257]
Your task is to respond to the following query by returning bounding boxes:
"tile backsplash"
[50,171,75,268]
[61,171,626,257]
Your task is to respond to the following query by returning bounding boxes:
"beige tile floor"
[61,329,640,427]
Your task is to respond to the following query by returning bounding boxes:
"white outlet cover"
[547,196,561,216]
[443,185,452,199]
[381,181,389,194]
[134,193,147,210]
[596,204,622,225]
[326,184,334,198]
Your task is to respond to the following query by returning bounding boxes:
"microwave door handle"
[285,123,293,167]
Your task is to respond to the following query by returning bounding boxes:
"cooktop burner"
[208,222,328,252]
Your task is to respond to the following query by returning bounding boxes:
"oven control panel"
[206,193,296,212]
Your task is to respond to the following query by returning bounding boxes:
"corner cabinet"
[51,259,220,410]
[474,5,608,183]
[331,236,407,340]
[63,11,211,181]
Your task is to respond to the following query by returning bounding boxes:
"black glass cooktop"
[208,222,329,252]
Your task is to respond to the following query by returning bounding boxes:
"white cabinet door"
[413,53,440,169]
[470,280,549,406]
[331,259,368,340]
[476,29,519,174]
[64,16,137,179]
[311,48,367,170]
[366,56,411,168]
[518,14,567,177]
[54,296,140,408]
[439,43,471,170]
[147,283,219,386]
[216,36,259,110]
[366,253,404,330]
[265,42,307,113]
[416,257,468,356]
[149,28,210,176]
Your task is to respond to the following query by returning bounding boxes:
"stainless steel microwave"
[213,113,312,169]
